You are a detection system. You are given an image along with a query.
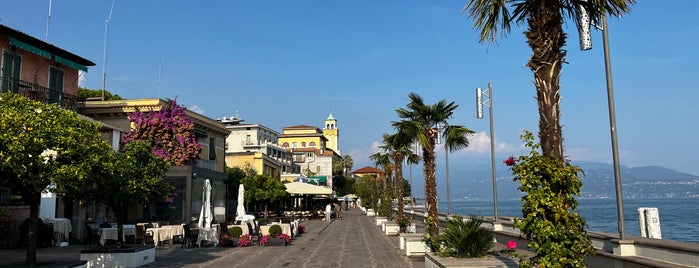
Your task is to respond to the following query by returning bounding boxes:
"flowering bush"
[506,240,517,251]
[507,130,593,267]
[259,235,269,246]
[238,234,252,247]
[277,233,291,244]
[218,234,234,247]
[298,224,306,234]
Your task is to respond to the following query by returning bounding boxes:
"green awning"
[55,55,88,72]
[310,176,327,183]
[9,38,51,59]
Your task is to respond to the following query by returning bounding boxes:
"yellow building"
[278,120,340,188]
[79,98,231,223]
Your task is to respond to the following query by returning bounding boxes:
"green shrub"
[439,216,493,258]
[269,224,282,237]
[228,226,243,239]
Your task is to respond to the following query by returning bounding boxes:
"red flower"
[503,156,516,166]
[507,240,517,250]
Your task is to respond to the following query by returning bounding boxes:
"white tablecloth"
[260,223,291,236]
[162,224,184,238]
[99,226,135,246]
[42,218,72,244]
[197,227,219,247]
[147,227,173,246]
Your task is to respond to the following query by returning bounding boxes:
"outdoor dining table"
[99,225,135,246]
[42,218,71,245]
[196,227,219,247]
[162,224,185,240]
[147,227,173,246]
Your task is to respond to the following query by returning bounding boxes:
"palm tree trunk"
[394,155,405,221]
[423,132,438,237]
[526,0,566,162]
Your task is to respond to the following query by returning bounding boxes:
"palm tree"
[383,132,420,224]
[369,150,394,218]
[393,93,475,245]
[341,154,354,177]
[462,0,634,162]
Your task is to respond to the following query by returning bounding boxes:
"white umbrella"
[235,184,255,222]
[198,179,213,228]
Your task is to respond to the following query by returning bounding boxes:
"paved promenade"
[0,208,423,268]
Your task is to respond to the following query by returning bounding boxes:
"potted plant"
[396,216,412,233]
[220,226,243,247]
[263,224,287,246]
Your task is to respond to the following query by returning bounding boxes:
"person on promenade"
[334,202,341,221]
[325,203,332,222]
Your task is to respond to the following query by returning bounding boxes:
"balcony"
[0,77,77,110]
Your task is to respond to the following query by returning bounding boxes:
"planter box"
[384,223,399,236]
[424,252,518,268]
[80,246,155,268]
[375,217,387,226]
[266,237,287,246]
[404,236,430,257]
[366,209,375,216]
[399,233,423,250]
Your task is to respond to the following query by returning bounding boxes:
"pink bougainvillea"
[120,99,202,166]
[507,240,517,251]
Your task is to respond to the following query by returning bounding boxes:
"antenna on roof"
[45,0,52,41]
[158,53,165,98]
[101,0,115,101]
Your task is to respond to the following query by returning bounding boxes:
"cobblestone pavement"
[0,208,424,268]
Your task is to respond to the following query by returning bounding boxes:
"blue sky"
[3,1,698,178]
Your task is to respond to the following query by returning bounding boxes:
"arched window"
[309,141,316,147]
[282,142,289,147]
[302,142,306,147]
[292,142,297,148]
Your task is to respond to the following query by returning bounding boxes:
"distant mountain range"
[435,161,699,200]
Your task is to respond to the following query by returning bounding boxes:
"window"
[48,66,64,104]
[282,142,289,147]
[209,137,216,160]
[301,142,306,147]
[1,51,21,93]
[292,142,297,148]
[309,141,316,147]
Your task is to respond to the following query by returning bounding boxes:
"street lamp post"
[601,14,626,240]
[477,83,498,221]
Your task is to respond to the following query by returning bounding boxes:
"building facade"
[219,115,297,177]
[0,24,95,110]
[79,98,232,223]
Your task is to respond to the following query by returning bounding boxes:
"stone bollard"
[638,207,662,239]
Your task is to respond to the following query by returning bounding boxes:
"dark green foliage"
[510,131,594,267]
[77,87,122,101]
[439,216,493,258]
[228,226,243,239]
[268,224,282,237]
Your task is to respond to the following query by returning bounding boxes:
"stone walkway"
[0,208,423,267]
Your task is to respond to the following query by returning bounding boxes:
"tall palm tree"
[393,93,475,244]
[342,154,354,177]
[369,150,394,217]
[463,0,634,162]
[383,132,420,224]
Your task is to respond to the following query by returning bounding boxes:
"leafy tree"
[369,150,393,218]
[462,0,634,162]
[393,92,474,251]
[354,175,380,212]
[333,154,354,177]
[507,131,593,267]
[241,174,288,219]
[0,92,109,265]
[67,141,170,249]
[77,87,123,101]
[382,132,420,226]
[120,99,202,166]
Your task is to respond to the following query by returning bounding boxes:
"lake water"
[436,198,699,243]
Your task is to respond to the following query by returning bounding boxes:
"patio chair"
[143,223,155,245]
[83,224,98,248]
[135,224,153,245]
[247,222,261,245]
[181,223,198,248]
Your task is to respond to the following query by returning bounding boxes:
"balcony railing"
[0,77,77,110]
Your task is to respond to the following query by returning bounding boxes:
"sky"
[2,1,698,179]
